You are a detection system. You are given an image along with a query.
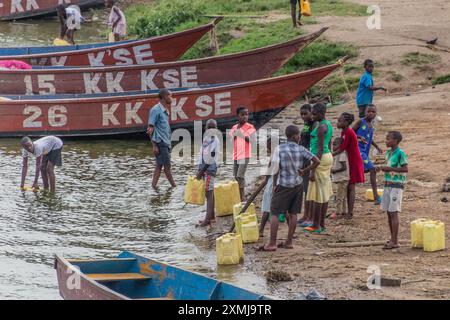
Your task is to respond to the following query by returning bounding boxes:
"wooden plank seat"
[86,273,151,282]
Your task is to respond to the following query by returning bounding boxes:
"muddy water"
[0,11,106,47]
[0,11,270,299]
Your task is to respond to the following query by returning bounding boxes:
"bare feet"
[277,241,294,249]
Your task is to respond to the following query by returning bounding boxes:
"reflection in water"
[0,139,267,299]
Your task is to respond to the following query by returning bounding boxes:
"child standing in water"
[196,119,220,227]
[334,112,365,219]
[353,104,383,204]
[377,131,408,249]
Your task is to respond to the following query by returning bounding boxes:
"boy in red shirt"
[229,107,256,201]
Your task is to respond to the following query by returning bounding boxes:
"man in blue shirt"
[147,89,176,189]
[356,59,387,118]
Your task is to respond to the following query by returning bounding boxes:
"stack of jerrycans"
[411,218,446,252]
[233,202,259,243]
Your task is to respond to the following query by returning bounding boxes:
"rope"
[339,67,355,105]
[209,26,220,55]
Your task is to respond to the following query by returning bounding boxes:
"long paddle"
[205,177,268,238]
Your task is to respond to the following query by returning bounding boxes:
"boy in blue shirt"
[356,59,387,118]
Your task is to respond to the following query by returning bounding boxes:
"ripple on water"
[0,139,268,299]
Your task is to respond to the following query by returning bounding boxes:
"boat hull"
[0,0,103,20]
[0,29,327,95]
[0,19,221,67]
[55,252,270,300]
[0,63,342,137]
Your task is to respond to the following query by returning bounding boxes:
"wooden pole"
[327,240,410,248]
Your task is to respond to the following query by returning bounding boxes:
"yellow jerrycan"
[183,176,205,205]
[235,212,258,234]
[423,221,446,252]
[411,218,433,248]
[214,181,241,216]
[233,202,256,220]
[53,38,71,46]
[216,233,240,265]
[365,189,383,201]
[301,0,312,17]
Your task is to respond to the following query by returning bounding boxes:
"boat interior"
[65,251,268,300]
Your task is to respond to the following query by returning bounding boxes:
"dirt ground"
[242,0,450,300]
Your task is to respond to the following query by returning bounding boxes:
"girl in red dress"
[334,112,365,218]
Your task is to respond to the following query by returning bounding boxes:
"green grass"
[432,74,450,85]
[124,0,364,103]
[307,74,360,103]
[387,70,404,82]
[125,0,368,38]
[401,52,440,66]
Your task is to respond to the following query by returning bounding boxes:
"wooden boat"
[0,28,328,95]
[0,0,103,21]
[0,59,346,137]
[0,18,222,67]
[54,251,271,300]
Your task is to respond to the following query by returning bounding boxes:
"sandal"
[299,221,313,228]
[382,243,400,250]
[304,226,322,234]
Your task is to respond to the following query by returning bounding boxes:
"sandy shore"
[243,0,450,300]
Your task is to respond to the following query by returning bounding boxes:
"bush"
[432,74,450,85]
[128,0,205,38]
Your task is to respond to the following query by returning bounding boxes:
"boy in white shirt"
[20,136,63,192]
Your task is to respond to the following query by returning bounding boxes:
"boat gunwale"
[55,254,132,300]
[0,27,328,74]
[0,18,221,60]
[0,61,342,105]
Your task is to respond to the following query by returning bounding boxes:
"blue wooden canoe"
[54,251,271,300]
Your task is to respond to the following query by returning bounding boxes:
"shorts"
[270,184,303,216]
[261,176,273,213]
[361,151,375,171]
[204,174,215,192]
[233,159,249,187]
[155,143,171,166]
[42,147,63,167]
[358,105,369,119]
[381,186,403,213]
[290,0,300,4]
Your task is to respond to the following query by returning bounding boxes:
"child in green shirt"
[376,131,408,250]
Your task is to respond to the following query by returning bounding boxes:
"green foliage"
[432,74,450,85]
[401,52,440,66]
[127,0,205,38]
[275,41,358,75]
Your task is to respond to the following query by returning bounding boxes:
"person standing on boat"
[20,136,63,193]
[147,89,176,189]
[57,4,85,44]
[105,0,127,42]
